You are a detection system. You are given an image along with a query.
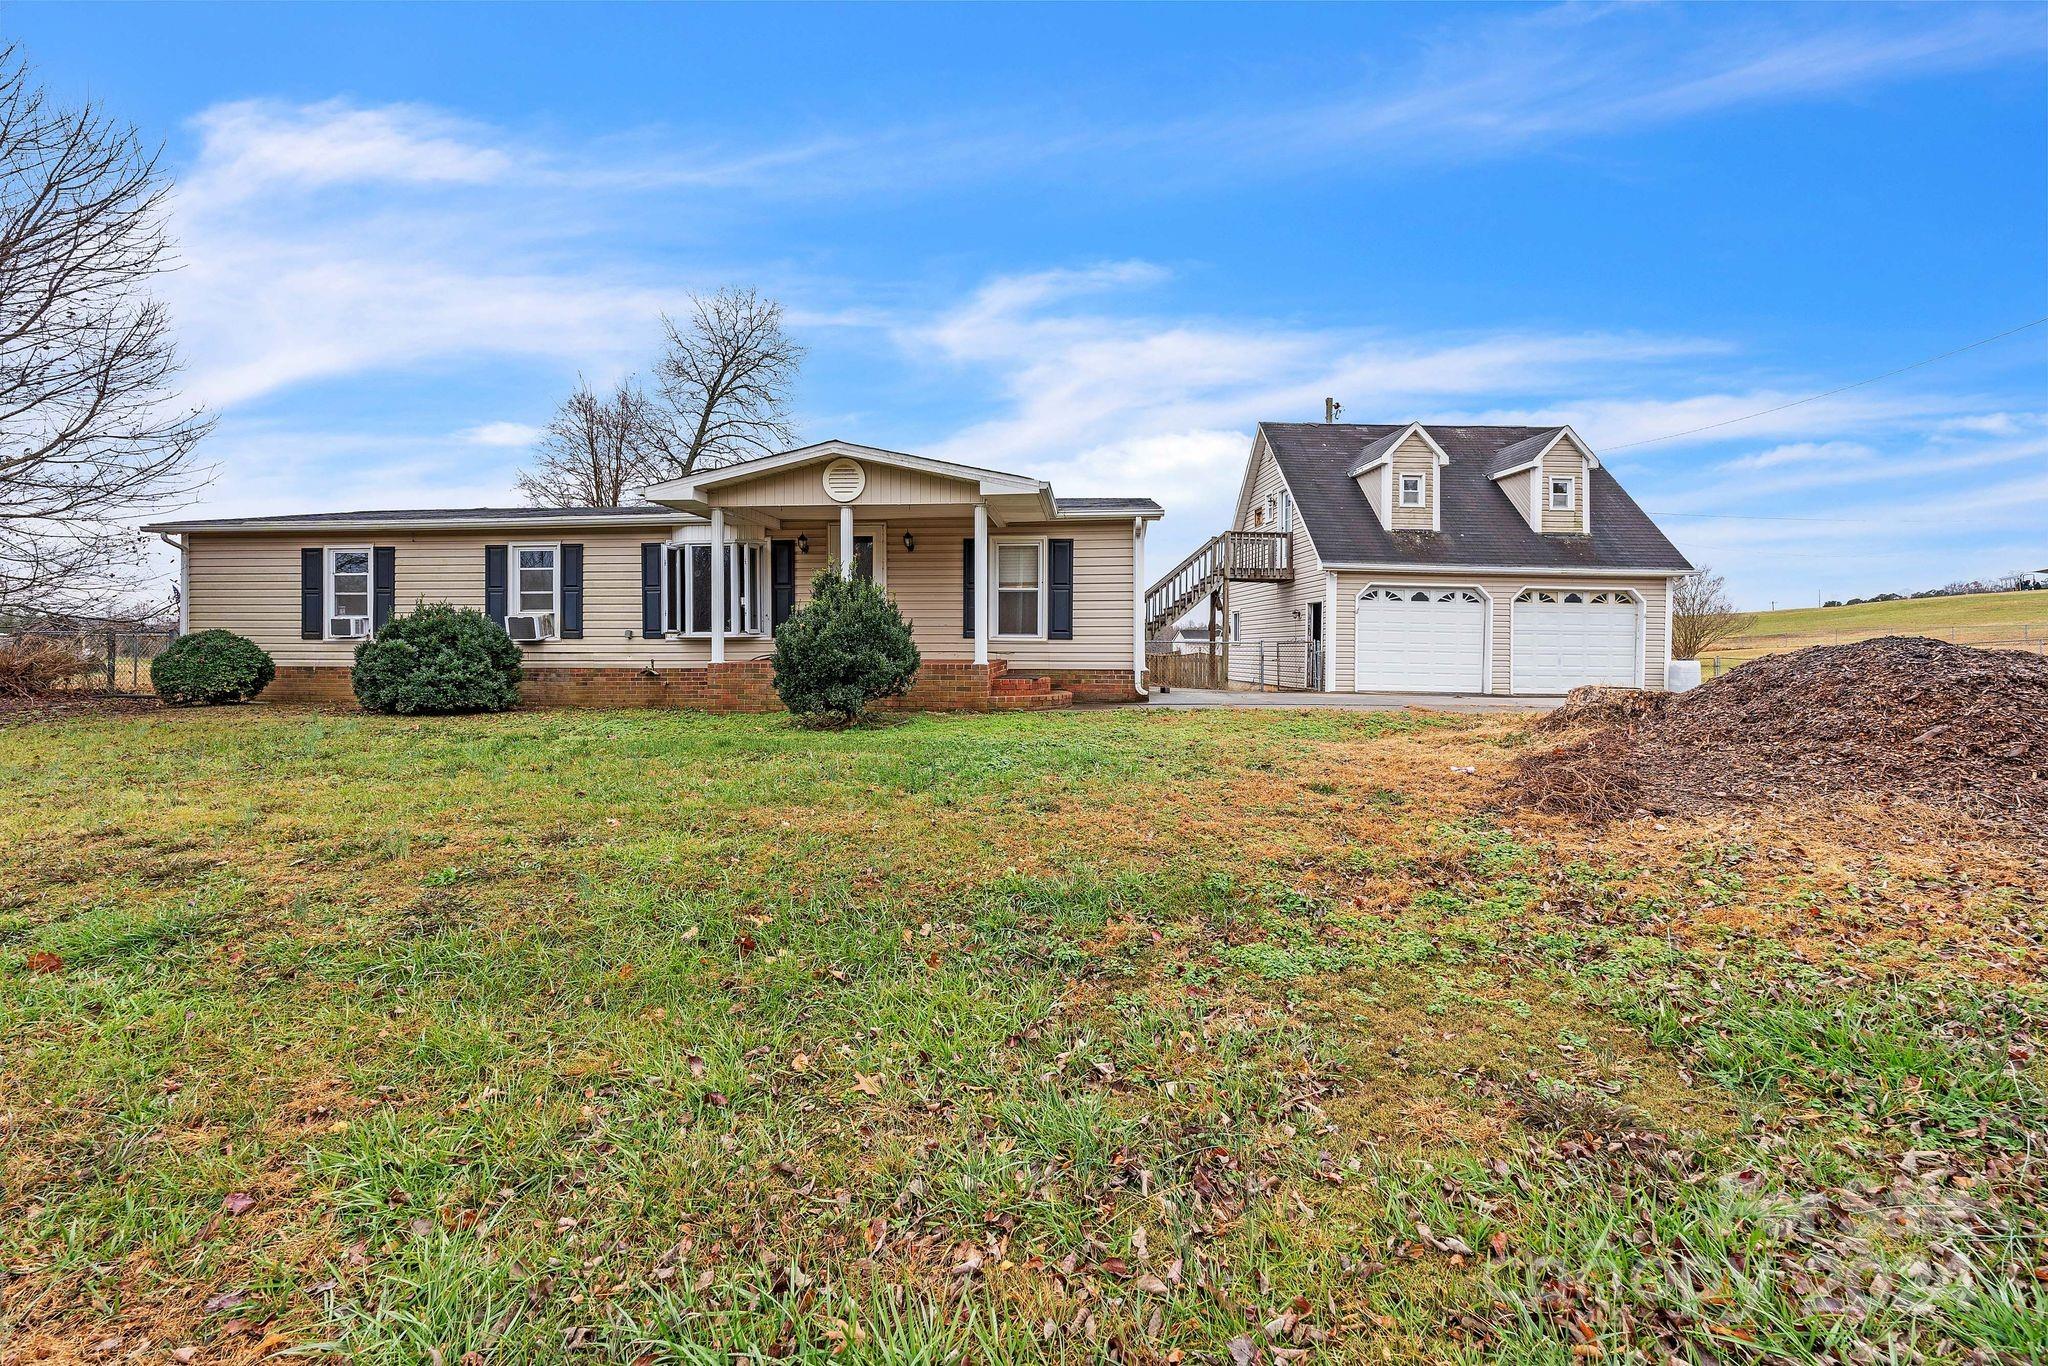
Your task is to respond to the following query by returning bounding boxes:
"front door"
[1307,601,1325,689]
[770,540,797,628]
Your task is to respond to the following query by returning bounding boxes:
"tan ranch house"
[1145,421,1693,696]
[149,440,1162,711]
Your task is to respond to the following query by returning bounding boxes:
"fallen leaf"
[25,952,63,973]
[222,1192,257,1216]
[1227,1336,1259,1366]
[852,1072,884,1097]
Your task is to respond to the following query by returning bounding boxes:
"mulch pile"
[1506,636,2048,833]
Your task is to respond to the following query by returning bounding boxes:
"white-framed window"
[993,538,1046,639]
[1549,476,1576,511]
[1230,610,1242,643]
[664,539,766,636]
[513,542,560,625]
[1398,474,1426,507]
[326,546,372,639]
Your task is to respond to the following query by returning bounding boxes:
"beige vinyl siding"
[186,517,1137,675]
[710,458,975,509]
[1225,441,1326,688]
[1329,571,1671,694]
[186,528,689,669]
[1540,436,1590,535]
[1389,433,1438,531]
[1499,467,1534,525]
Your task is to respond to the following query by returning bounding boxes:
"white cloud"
[1719,440,1877,472]
[458,421,544,448]
[185,100,518,203]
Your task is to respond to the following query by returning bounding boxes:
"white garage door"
[1512,589,1640,693]
[1354,586,1487,692]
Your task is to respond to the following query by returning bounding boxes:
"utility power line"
[1606,316,2048,451]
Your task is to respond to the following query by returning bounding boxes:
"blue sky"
[15,1,2048,608]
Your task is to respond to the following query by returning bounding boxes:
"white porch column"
[1131,519,1146,695]
[972,501,990,666]
[709,507,726,664]
[839,504,855,579]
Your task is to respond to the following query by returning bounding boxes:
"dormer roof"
[1255,422,1690,572]
[1346,422,1450,477]
[1482,426,1601,480]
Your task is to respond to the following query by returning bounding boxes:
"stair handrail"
[1222,529,1290,575]
[1145,533,1225,629]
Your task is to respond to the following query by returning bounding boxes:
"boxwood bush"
[770,567,920,725]
[351,603,522,714]
[150,629,276,705]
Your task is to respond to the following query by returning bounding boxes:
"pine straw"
[1504,636,2048,835]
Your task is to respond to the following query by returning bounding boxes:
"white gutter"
[144,513,691,534]
[1320,561,1692,577]
[156,533,188,635]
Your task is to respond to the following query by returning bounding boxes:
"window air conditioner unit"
[329,617,370,640]
[506,612,555,643]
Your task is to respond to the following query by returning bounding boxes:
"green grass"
[1714,588,2048,668]
[2,707,2043,1362]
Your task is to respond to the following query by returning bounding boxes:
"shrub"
[150,629,275,705]
[0,637,102,696]
[351,603,522,714]
[770,567,920,725]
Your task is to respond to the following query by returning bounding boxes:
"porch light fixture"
[902,530,916,553]
[796,533,809,554]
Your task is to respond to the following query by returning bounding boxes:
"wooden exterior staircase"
[1144,530,1292,641]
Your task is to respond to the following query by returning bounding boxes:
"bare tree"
[514,377,665,507]
[1670,565,1756,660]
[0,45,211,617]
[651,287,803,475]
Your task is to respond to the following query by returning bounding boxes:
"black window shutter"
[372,547,396,632]
[300,548,323,639]
[961,539,975,638]
[771,540,797,629]
[641,543,664,636]
[484,544,508,628]
[559,543,584,639]
[1048,538,1074,640]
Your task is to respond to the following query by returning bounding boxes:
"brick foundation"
[1038,669,1146,704]
[255,659,1099,713]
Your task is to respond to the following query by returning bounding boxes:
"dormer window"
[1398,474,1425,507]
[1548,476,1576,511]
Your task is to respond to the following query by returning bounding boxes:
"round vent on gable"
[822,457,866,503]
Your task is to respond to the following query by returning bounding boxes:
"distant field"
[1706,589,2048,674]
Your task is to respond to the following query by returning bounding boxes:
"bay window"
[664,539,765,635]
[994,539,1045,638]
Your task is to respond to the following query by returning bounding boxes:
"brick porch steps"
[988,687,1074,711]
[990,674,1052,696]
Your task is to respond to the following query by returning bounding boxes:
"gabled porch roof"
[639,439,1160,525]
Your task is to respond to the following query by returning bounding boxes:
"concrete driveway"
[1146,688,1561,713]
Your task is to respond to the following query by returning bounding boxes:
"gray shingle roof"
[1260,423,1691,572]
[1344,428,1408,477]
[1053,496,1163,517]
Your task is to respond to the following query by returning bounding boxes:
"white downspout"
[157,533,188,635]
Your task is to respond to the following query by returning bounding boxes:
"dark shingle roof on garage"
[1260,422,1692,572]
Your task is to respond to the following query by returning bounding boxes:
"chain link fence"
[1,625,179,693]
